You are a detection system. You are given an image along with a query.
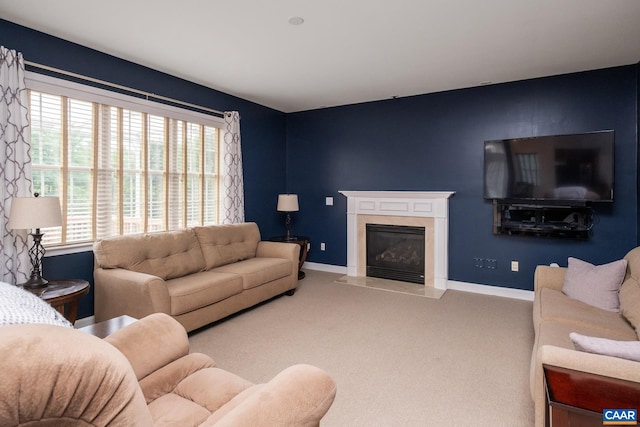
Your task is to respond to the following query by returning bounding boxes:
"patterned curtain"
[220,111,245,224]
[0,46,32,284]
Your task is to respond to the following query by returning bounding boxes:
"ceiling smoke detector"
[288,16,305,25]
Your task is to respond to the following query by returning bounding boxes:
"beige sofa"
[0,311,337,426]
[531,246,640,427]
[94,222,300,332]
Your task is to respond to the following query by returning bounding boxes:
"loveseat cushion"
[94,229,205,280]
[537,287,634,336]
[212,258,293,290]
[620,280,640,334]
[194,223,261,270]
[620,246,640,334]
[536,318,638,355]
[166,271,243,316]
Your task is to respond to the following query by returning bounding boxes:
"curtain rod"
[24,60,225,117]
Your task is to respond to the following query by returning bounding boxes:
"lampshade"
[8,196,63,230]
[277,194,299,212]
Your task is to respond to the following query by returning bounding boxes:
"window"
[27,74,223,247]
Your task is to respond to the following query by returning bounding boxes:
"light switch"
[326,197,334,206]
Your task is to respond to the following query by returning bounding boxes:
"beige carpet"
[189,270,535,426]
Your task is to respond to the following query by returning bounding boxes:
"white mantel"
[339,191,455,290]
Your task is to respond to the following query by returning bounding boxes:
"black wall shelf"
[493,201,592,239]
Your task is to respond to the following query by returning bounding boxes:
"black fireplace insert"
[366,223,425,284]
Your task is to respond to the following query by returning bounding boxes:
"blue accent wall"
[286,65,639,290]
[2,19,638,317]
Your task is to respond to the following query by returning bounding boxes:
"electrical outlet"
[320,242,326,251]
[486,259,497,269]
[474,257,484,268]
[511,261,519,272]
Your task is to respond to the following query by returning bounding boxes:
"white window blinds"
[26,74,223,246]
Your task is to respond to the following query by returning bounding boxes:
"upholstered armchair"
[0,312,337,426]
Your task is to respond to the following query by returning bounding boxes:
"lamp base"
[20,274,49,290]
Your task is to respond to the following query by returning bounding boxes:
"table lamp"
[8,193,62,289]
[277,194,299,241]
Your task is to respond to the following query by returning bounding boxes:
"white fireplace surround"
[339,191,455,290]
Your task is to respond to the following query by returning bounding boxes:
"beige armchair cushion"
[203,364,338,427]
[1,312,336,427]
[0,323,153,426]
[194,223,261,270]
[94,228,205,280]
[108,313,337,426]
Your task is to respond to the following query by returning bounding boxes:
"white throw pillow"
[0,282,72,327]
[562,257,627,312]
[570,332,640,362]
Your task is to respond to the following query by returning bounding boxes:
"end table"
[26,279,90,325]
[269,235,310,279]
[79,315,137,338]
[544,364,640,427]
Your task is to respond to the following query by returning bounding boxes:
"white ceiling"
[1,0,639,113]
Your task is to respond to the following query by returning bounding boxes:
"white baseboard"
[304,262,348,274]
[443,280,534,301]
[305,263,534,301]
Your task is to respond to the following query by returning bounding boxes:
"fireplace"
[339,191,454,291]
[366,224,425,284]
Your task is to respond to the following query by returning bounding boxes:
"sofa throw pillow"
[0,282,72,327]
[570,332,640,362]
[562,257,627,312]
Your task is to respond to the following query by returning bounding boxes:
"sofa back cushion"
[194,223,261,270]
[620,246,640,336]
[93,229,205,280]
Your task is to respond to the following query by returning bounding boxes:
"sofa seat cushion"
[194,223,261,270]
[536,288,634,336]
[212,257,293,290]
[167,272,243,316]
[536,318,638,357]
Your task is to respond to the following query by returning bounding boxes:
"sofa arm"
[256,241,300,262]
[94,267,171,322]
[203,364,336,427]
[105,313,191,380]
[534,265,566,293]
[539,344,640,383]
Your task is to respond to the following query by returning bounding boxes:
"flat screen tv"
[484,130,614,204]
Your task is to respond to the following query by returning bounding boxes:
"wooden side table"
[544,364,640,427]
[269,235,310,279]
[79,315,137,338]
[27,279,90,325]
